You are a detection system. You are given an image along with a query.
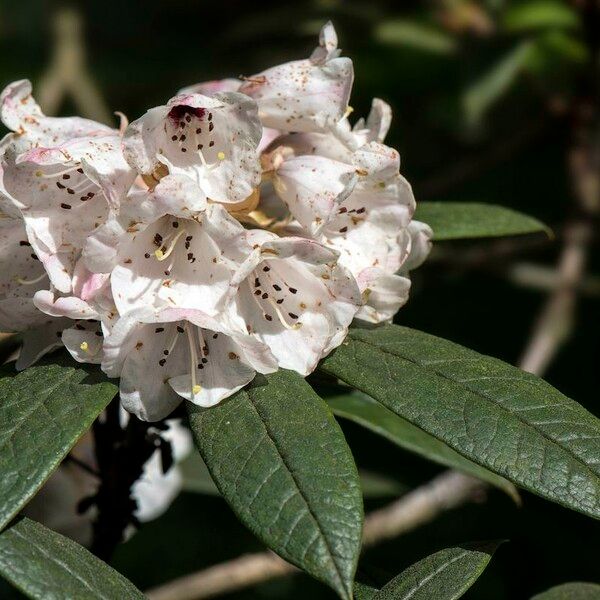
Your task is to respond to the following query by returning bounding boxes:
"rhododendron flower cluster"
[0,23,431,421]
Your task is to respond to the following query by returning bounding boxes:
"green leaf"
[463,41,534,125]
[375,20,457,55]
[0,517,144,599]
[502,1,580,33]
[320,325,600,520]
[372,542,499,600]
[531,582,600,599]
[326,391,519,502]
[0,365,117,531]
[355,582,379,599]
[187,370,363,600]
[414,202,549,240]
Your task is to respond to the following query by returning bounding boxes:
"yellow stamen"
[80,341,89,352]
[192,384,202,395]
[154,228,186,261]
[217,151,225,160]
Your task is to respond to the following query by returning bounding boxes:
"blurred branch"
[145,471,485,600]
[506,263,600,296]
[37,6,113,124]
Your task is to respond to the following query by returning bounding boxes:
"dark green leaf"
[355,582,379,599]
[320,325,600,520]
[414,202,548,240]
[326,391,519,502]
[502,1,580,33]
[0,365,117,531]
[187,370,363,600]
[0,517,144,599]
[531,582,600,599]
[373,542,499,599]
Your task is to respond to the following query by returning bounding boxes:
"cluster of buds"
[0,23,431,421]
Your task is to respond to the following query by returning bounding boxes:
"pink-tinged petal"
[178,78,241,96]
[124,93,262,203]
[33,289,99,320]
[355,270,411,324]
[71,263,110,302]
[2,135,131,290]
[239,23,353,133]
[272,155,357,235]
[401,219,433,273]
[1,80,113,149]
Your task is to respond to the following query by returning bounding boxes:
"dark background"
[0,0,598,598]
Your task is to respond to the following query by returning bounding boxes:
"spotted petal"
[124,93,262,203]
[272,154,357,236]
[239,22,353,133]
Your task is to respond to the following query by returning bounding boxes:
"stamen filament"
[268,297,302,330]
[186,324,201,397]
[155,228,186,261]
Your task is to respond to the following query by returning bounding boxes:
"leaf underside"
[414,201,549,240]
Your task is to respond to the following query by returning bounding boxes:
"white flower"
[227,230,361,375]
[238,22,354,133]
[123,92,262,204]
[1,134,134,293]
[86,174,249,317]
[264,147,358,236]
[0,79,114,217]
[102,307,277,421]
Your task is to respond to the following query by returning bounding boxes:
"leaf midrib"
[6,524,111,600]
[246,391,348,597]
[346,334,600,494]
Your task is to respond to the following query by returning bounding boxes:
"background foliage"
[0,0,598,598]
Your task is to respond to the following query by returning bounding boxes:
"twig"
[145,472,484,600]
[506,263,600,297]
[518,222,592,374]
[37,7,113,125]
[89,402,157,560]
